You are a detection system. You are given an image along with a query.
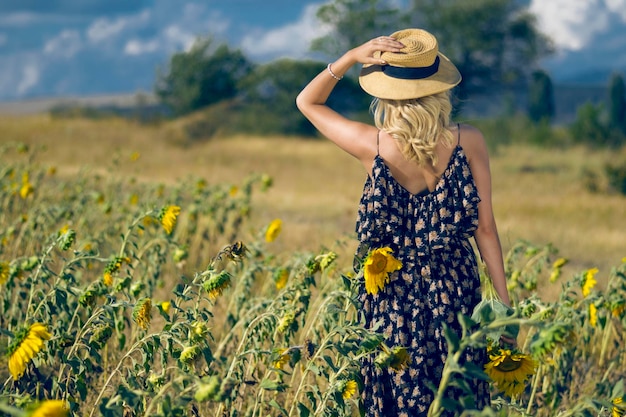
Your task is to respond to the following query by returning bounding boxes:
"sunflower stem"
[526,363,543,415]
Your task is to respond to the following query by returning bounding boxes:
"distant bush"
[605,160,626,195]
[471,114,566,151]
[570,102,626,148]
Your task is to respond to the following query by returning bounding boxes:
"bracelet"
[327,63,343,81]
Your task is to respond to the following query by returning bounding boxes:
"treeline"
[152,0,556,138]
[49,0,626,152]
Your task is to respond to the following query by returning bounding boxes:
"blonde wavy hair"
[371,91,454,166]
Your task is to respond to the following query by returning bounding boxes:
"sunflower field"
[1,139,625,417]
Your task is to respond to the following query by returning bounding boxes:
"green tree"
[527,70,555,123]
[608,72,626,135]
[409,0,553,103]
[312,0,406,73]
[238,59,369,136]
[155,37,254,116]
[570,102,609,147]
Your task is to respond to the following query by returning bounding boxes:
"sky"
[0,0,625,101]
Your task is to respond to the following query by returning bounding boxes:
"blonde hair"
[371,91,454,166]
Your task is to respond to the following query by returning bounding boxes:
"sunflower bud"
[194,375,221,402]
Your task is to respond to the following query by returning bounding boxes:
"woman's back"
[372,126,459,195]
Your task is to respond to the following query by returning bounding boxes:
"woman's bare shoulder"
[456,123,490,163]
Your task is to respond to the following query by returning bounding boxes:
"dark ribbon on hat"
[380,55,440,79]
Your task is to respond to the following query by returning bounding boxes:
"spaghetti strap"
[457,123,461,146]
[376,130,381,155]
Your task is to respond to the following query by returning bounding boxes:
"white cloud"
[0,12,43,27]
[124,38,159,55]
[17,64,39,95]
[44,29,82,58]
[87,17,128,43]
[164,25,196,51]
[529,0,618,51]
[240,3,330,59]
[87,9,150,43]
[605,0,626,21]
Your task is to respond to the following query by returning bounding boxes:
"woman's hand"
[348,35,405,66]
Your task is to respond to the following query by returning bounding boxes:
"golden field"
[1,113,623,278]
[1,112,625,416]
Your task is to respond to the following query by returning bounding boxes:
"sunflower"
[549,258,568,283]
[613,396,625,417]
[29,400,69,417]
[274,268,289,290]
[202,271,232,300]
[0,261,9,285]
[179,345,200,364]
[20,173,34,199]
[102,271,113,286]
[342,379,358,399]
[589,303,598,327]
[363,247,402,295]
[159,301,171,314]
[159,205,181,235]
[484,345,537,398]
[276,310,295,334]
[102,256,130,286]
[265,219,282,242]
[133,298,152,330]
[375,346,411,371]
[581,267,598,297]
[272,348,291,370]
[7,322,52,380]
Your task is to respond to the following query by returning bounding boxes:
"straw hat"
[358,28,461,100]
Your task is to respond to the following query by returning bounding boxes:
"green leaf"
[259,378,285,392]
[298,403,311,417]
[442,324,460,353]
[268,399,288,416]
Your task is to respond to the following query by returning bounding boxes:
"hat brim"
[358,52,461,100]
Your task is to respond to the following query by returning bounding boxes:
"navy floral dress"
[354,129,490,416]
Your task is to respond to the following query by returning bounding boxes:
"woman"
[296,29,512,416]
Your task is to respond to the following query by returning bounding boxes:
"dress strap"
[457,123,461,146]
[376,130,381,155]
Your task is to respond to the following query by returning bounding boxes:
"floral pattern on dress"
[354,144,490,417]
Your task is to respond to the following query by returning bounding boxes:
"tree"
[311,0,552,114]
[409,0,553,103]
[155,37,254,116]
[608,72,626,135]
[238,59,369,136]
[312,0,406,75]
[527,70,555,123]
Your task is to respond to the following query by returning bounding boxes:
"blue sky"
[0,0,625,101]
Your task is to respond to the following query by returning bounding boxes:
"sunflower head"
[375,346,411,372]
[581,267,598,297]
[613,396,625,417]
[265,219,282,242]
[202,271,232,300]
[589,303,598,327]
[159,205,181,235]
[0,261,9,285]
[274,268,289,290]
[315,251,338,271]
[484,344,537,398]
[133,298,152,330]
[341,379,358,399]
[276,310,296,334]
[363,247,402,295]
[271,348,291,370]
[7,322,52,380]
[28,400,69,417]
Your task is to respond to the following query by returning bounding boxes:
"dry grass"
[1,114,624,291]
